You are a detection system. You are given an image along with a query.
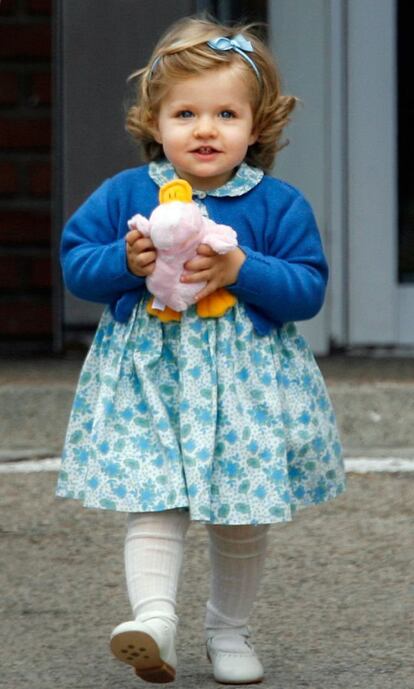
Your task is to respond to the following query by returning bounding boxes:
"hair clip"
[207,34,261,82]
[148,34,261,83]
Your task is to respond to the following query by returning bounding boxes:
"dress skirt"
[56,299,345,525]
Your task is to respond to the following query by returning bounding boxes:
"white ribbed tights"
[124,510,269,631]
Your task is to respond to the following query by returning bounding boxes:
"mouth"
[192,146,220,155]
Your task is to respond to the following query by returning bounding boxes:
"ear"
[150,117,162,145]
[248,128,258,146]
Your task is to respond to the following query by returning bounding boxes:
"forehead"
[161,65,254,106]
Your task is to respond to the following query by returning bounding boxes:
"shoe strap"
[136,611,178,627]
[206,626,255,652]
[207,632,255,654]
[206,625,250,640]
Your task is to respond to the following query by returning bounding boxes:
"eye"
[219,110,236,119]
[177,110,194,118]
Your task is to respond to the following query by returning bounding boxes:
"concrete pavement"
[1,469,413,689]
[1,354,414,688]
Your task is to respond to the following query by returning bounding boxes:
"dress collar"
[148,159,263,199]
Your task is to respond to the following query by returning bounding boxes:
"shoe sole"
[110,629,176,683]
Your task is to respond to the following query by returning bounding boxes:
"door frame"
[270,0,412,351]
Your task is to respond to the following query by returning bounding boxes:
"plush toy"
[128,180,238,321]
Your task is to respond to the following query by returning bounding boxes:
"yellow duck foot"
[146,299,182,322]
[196,288,237,318]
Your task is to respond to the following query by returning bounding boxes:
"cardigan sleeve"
[229,194,329,324]
[60,179,145,304]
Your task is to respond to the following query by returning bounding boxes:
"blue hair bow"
[207,34,261,81]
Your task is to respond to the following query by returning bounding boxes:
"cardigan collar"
[149,159,263,199]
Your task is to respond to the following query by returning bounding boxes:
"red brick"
[0,0,17,15]
[0,253,51,289]
[31,72,51,105]
[28,161,51,196]
[0,256,21,288]
[0,210,50,244]
[0,299,52,336]
[0,118,51,149]
[0,72,18,105]
[31,255,51,288]
[27,0,52,14]
[0,162,18,194]
[0,25,51,59]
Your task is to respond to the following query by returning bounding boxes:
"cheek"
[151,114,170,145]
[158,128,182,151]
[160,140,177,160]
[234,129,257,150]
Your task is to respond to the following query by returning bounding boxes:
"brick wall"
[0,0,53,348]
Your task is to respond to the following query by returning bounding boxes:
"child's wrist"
[228,247,246,284]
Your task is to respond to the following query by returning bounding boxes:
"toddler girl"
[56,16,345,685]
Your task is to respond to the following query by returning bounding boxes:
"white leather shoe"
[206,629,264,685]
[110,613,177,683]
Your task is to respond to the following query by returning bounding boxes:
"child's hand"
[126,229,156,277]
[181,244,246,301]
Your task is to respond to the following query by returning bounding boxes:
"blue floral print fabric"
[56,301,345,524]
[148,160,264,198]
[56,160,345,524]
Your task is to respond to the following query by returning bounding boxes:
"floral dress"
[56,162,346,525]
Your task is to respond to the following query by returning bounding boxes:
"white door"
[345,0,414,347]
[270,0,414,351]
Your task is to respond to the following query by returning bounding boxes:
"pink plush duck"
[128,180,238,321]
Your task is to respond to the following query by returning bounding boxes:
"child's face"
[153,66,257,191]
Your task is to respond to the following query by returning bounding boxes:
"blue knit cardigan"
[61,165,328,335]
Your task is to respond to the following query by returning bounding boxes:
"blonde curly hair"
[126,16,297,172]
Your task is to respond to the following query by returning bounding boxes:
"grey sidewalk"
[1,470,413,689]
[1,355,413,689]
[1,354,414,459]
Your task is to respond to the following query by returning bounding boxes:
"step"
[0,356,413,456]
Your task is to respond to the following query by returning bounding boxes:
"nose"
[193,115,217,139]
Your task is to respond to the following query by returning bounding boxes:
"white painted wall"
[269,0,331,353]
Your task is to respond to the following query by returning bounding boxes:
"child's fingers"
[137,237,156,252]
[181,268,211,284]
[131,261,156,277]
[181,248,244,288]
[137,250,157,267]
[126,231,156,255]
[183,255,213,273]
[193,281,220,302]
[125,229,142,245]
[127,248,156,276]
[127,242,156,265]
[196,243,216,256]
[185,244,218,272]
[128,236,156,253]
